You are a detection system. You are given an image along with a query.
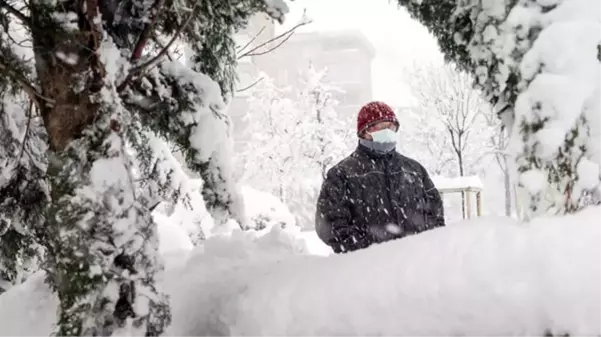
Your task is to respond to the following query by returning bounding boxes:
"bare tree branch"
[118,2,199,91]
[237,19,311,59]
[237,25,265,53]
[151,35,174,61]
[242,30,294,58]
[236,76,264,93]
[130,26,186,73]
[17,99,33,162]
[131,0,166,61]
[4,30,32,49]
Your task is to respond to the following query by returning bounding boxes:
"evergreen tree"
[397,0,600,219]
[0,0,288,335]
[394,0,522,156]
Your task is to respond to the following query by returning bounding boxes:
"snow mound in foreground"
[1,208,600,336]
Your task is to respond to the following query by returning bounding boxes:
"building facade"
[229,21,376,152]
[255,30,376,118]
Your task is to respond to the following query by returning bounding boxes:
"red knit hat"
[357,101,398,136]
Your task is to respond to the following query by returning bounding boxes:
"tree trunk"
[503,157,512,217]
[457,150,466,219]
[31,1,105,153]
[29,2,170,335]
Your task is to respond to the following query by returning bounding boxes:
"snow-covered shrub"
[241,186,297,230]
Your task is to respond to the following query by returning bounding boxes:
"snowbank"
[1,207,599,336]
[0,225,312,336]
[297,230,332,256]
[168,208,601,336]
[155,212,194,254]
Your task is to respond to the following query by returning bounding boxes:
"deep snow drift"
[0,207,599,336]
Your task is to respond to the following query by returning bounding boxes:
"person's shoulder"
[394,152,428,174]
[326,152,360,178]
[328,154,354,173]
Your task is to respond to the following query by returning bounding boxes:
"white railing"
[432,175,484,219]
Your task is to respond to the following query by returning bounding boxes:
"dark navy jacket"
[315,144,445,253]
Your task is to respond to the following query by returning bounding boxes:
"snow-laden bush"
[240,186,297,230]
[153,185,297,249]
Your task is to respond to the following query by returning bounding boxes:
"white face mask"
[368,128,398,144]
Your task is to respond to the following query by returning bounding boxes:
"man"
[315,101,445,253]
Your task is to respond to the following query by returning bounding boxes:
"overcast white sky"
[276,0,444,107]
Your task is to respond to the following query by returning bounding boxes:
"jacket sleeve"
[421,167,445,229]
[315,167,353,251]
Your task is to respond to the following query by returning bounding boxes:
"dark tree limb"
[236,25,265,53]
[130,0,166,61]
[0,0,30,25]
[17,99,34,162]
[151,35,174,61]
[118,1,199,91]
[0,59,55,107]
[236,76,264,93]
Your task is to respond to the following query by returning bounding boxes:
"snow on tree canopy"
[263,0,289,22]
[155,60,246,227]
[0,93,47,291]
[160,61,229,163]
[399,0,601,219]
[506,0,601,218]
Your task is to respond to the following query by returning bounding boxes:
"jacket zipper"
[383,156,399,225]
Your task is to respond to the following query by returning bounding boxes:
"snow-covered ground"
[1,206,599,336]
[297,230,332,256]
